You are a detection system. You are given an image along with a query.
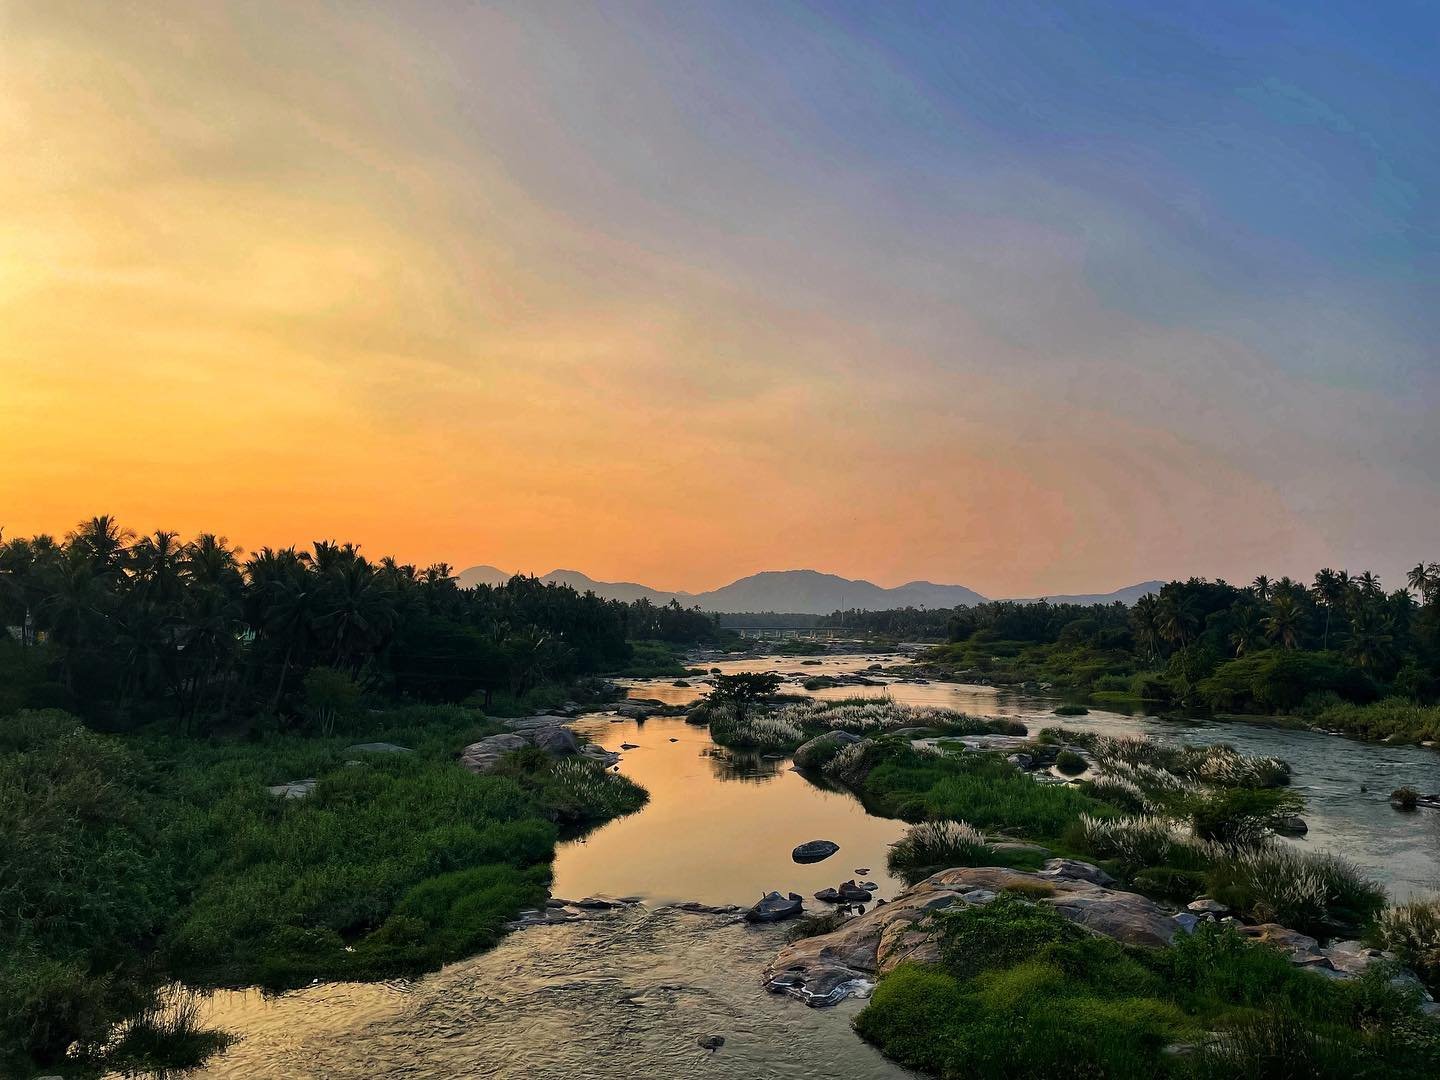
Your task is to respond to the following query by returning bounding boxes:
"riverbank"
[1,704,647,1078]
[689,689,1440,1075]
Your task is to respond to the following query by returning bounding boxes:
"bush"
[1055,749,1088,776]
[1132,867,1207,904]
[300,667,362,735]
[1207,845,1384,936]
[1392,786,1420,811]
[1187,787,1304,846]
[0,712,178,1073]
[888,820,993,883]
[1313,699,1440,744]
[1073,813,1185,870]
[1053,704,1089,716]
[1373,898,1440,992]
[1195,652,1376,713]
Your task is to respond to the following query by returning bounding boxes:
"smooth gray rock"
[267,778,317,799]
[1041,858,1116,887]
[792,840,840,864]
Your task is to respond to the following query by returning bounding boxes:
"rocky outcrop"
[267,778,317,799]
[461,725,616,774]
[763,862,1177,1006]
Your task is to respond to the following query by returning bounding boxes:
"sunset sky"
[2,1,1436,598]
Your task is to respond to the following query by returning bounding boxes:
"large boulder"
[763,863,1178,1007]
[531,725,580,756]
[460,732,532,773]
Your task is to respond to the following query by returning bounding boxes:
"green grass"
[854,896,1440,1079]
[858,745,1112,837]
[0,704,648,1076]
[1311,698,1440,744]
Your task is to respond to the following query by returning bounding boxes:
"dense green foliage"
[0,517,721,733]
[895,566,1440,736]
[0,515,680,1076]
[0,706,646,1076]
[855,897,1439,1079]
[859,743,1110,837]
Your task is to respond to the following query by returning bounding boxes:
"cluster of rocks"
[461,722,619,773]
[763,861,1182,1007]
[761,859,1436,1010]
[814,880,877,904]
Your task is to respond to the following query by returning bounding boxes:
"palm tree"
[1356,571,1382,598]
[1344,606,1392,671]
[1251,575,1273,602]
[65,514,134,580]
[1228,603,1263,657]
[1264,595,1304,650]
[1158,594,1199,650]
[1409,563,1435,604]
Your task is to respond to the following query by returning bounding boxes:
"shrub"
[300,667,362,735]
[791,730,855,771]
[1055,749,1088,776]
[823,739,886,786]
[1187,787,1304,846]
[1053,704,1090,716]
[1074,813,1185,870]
[1132,867,1207,904]
[1314,699,1440,744]
[1207,845,1384,936]
[887,820,993,883]
[1374,898,1440,992]
[1086,775,1154,814]
[1392,786,1420,811]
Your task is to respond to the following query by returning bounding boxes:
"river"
[174,650,1439,1078]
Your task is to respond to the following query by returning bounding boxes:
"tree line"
[0,516,720,731]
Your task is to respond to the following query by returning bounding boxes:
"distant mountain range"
[454,565,1161,615]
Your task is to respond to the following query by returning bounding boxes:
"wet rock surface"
[746,891,805,923]
[763,862,1178,1007]
[792,840,840,864]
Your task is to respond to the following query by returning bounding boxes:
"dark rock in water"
[860,881,878,891]
[1274,815,1308,836]
[620,742,640,750]
[697,1035,725,1051]
[854,868,871,876]
[837,880,871,903]
[792,840,840,864]
[814,888,842,903]
[669,737,679,742]
[673,680,692,687]
[746,891,804,923]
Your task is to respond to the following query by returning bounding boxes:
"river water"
[175,650,1439,1078]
